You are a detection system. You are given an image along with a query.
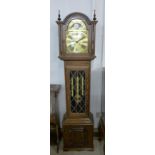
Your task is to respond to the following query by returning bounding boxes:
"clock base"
[63,113,94,151]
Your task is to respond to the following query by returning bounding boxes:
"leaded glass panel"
[70,71,86,113]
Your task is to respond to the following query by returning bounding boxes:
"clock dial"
[66,19,88,53]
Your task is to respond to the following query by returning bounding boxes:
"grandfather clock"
[56,11,97,151]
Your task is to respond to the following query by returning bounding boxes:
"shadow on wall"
[102,67,105,114]
[90,67,105,128]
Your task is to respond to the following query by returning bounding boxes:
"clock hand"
[77,35,85,43]
[73,43,78,53]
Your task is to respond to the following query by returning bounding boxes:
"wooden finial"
[93,10,97,21]
[58,10,61,21]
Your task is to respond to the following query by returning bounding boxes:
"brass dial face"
[66,19,88,53]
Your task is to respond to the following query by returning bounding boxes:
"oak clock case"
[57,12,97,151]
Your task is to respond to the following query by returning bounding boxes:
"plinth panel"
[63,124,93,150]
[63,113,94,151]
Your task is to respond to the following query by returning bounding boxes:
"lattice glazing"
[70,71,86,113]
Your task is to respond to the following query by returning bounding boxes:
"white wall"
[50,0,105,128]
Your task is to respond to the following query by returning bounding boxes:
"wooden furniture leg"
[56,125,59,153]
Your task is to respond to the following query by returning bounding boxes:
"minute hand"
[77,35,85,43]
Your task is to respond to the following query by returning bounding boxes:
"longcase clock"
[56,11,97,151]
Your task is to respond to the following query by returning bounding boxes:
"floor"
[50,137,104,155]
